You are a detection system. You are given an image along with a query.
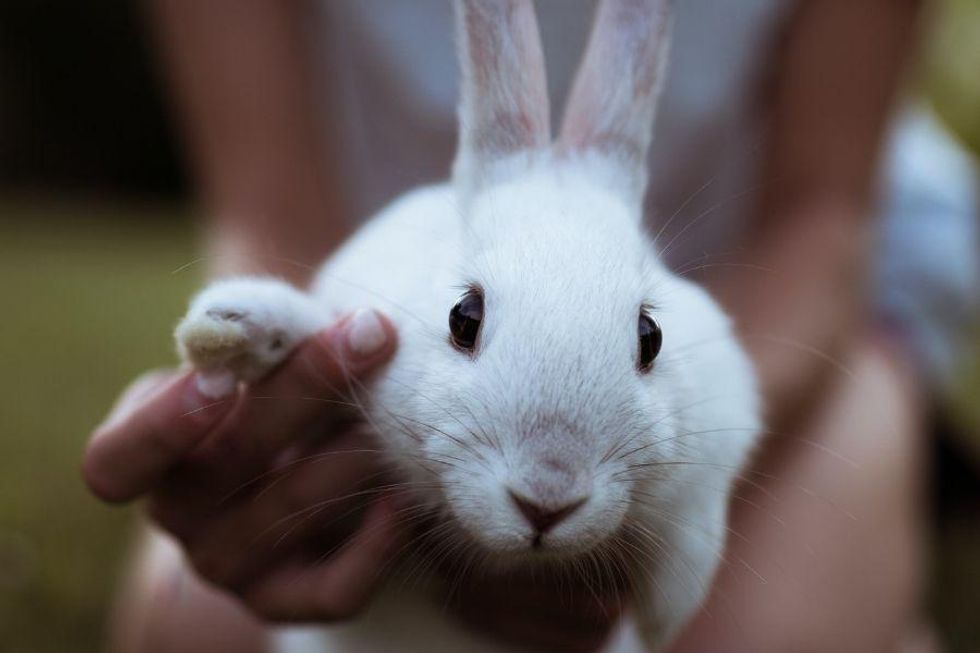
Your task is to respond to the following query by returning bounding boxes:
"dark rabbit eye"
[637,312,662,372]
[449,290,484,351]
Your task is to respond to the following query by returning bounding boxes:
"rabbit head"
[379,0,759,562]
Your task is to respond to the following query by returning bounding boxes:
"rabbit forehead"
[466,163,639,233]
[463,168,655,293]
[445,182,665,458]
[453,170,661,402]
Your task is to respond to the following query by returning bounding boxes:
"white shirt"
[313,0,978,387]
[315,0,793,268]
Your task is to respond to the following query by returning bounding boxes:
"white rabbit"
[175,0,761,650]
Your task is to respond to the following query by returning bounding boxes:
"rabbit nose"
[508,490,586,534]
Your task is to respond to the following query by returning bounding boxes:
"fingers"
[84,309,403,628]
[83,309,396,504]
[108,368,176,422]
[240,495,408,622]
[83,371,237,503]
[169,432,381,589]
[188,309,396,470]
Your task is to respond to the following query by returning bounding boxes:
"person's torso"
[315,0,794,266]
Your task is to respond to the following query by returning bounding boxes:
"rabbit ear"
[558,0,672,202]
[452,0,550,195]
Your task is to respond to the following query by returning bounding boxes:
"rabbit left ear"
[452,0,551,196]
[558,0,673,203]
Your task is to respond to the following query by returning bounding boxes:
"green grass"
[925,0,980,155]
[0,203,200,652]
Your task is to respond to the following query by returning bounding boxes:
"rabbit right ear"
[452,0,551,198]
[558,0,672,204]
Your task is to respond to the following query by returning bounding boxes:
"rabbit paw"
[175,277,330,397]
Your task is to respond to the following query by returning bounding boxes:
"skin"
[84,0,934,650]
[87,316,405,652]
[670,335,931,652]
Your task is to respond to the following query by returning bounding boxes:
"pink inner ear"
[454,0,550,171]
[482,108,545,150]
[558,0,671,182]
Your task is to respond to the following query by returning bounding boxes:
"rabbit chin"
[441,485,630,562]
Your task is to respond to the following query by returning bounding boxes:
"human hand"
[85,307,625,648]
[83,310,408,622]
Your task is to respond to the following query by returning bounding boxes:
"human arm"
[672,1,931,649]
[84,4,404,651]
[149,0,350,283]
[708,0,926,431]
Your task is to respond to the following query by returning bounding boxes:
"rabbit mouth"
[422,526,636,600]
[451,515,615,564]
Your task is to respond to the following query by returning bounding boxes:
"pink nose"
[508,490,587,534]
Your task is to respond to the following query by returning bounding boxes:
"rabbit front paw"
[175,277,330,397]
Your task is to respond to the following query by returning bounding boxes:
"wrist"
[204,217,349,287]
[709,201,872,430]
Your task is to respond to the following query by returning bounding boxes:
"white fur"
[175,278,331,397]
[175,1,760,650]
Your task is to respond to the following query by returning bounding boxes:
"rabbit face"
[364,0,758,573]
[368,168,757,562]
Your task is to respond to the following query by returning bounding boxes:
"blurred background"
[0,1,977,652]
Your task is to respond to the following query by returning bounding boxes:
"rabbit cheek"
[441,466,532,553]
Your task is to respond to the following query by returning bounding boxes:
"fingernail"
[181,372,238,422]
[177,372,236,427]
[194,370,238,400]
[345,309,388,358]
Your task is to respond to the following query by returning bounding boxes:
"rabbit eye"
[449,290,483,352]
[638,312,662,372]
